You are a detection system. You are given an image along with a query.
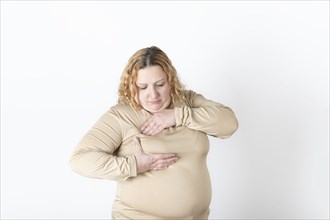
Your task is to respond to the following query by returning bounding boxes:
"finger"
[142,126,155,135]
[152,163,170,171]
[133,137,140,145]
[141,115,162,132]
[133,136,138,142]
[152,166,168,171]
[140,122,148,132]
[140,119,146,131]
[141,117,155,131]
[141,122,151,134]
[152,158,177,170]
[133,137,144,154]
[142,121,158,134]
[162,156,178,165]
[151,155,177,164]
[146,122,165,135]
[144,126,157,136]
[149,125,164,136]
[153,153,177,160]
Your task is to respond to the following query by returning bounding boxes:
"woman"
[70,46,238,219]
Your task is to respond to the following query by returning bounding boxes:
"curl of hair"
[118,46,185,109]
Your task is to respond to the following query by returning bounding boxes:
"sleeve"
[174,90,239,139]
[69,108,137,181]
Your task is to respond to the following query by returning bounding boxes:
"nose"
[149,87,158,99]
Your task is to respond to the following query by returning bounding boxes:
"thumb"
[133,137,144,154]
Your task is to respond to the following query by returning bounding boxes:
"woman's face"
[135,65,171,113]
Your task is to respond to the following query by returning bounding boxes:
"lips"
[149,100,161,104]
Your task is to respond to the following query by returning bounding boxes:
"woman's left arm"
[141,90,238,138]
[174,90,238,139]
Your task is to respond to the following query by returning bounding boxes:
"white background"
[1,1,329,219]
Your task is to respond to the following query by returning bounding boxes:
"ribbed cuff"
[174,106,182,127]
[128,155,137,177]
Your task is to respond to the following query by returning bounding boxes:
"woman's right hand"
[133,137,177,174]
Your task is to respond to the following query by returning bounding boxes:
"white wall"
[1,1,329,219]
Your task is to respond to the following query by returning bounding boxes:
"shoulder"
[105,103,144,126]
[106,103,138,118]
[110,103,135,113]
[181,90,206,107]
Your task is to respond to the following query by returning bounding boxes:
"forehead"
[136,65,167,83]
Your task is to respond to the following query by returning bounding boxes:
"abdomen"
[116,127,211,218]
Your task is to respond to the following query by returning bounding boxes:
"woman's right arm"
[69,108,137,181]
[69,107,177,181]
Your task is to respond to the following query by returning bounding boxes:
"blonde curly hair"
[118,46,185,109]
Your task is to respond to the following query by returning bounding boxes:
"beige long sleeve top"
[70,90,238,219]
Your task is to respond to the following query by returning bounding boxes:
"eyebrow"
[136,79,166,86]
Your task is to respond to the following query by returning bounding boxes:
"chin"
[144,101,170,113]
[147,105,165,113]
[148,108,162,113]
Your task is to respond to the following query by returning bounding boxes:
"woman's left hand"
[141,109,176,136]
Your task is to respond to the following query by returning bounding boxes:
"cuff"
[124,155,137,180]
[174,106,182,127]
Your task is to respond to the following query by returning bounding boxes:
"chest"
[116,126,209,158]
